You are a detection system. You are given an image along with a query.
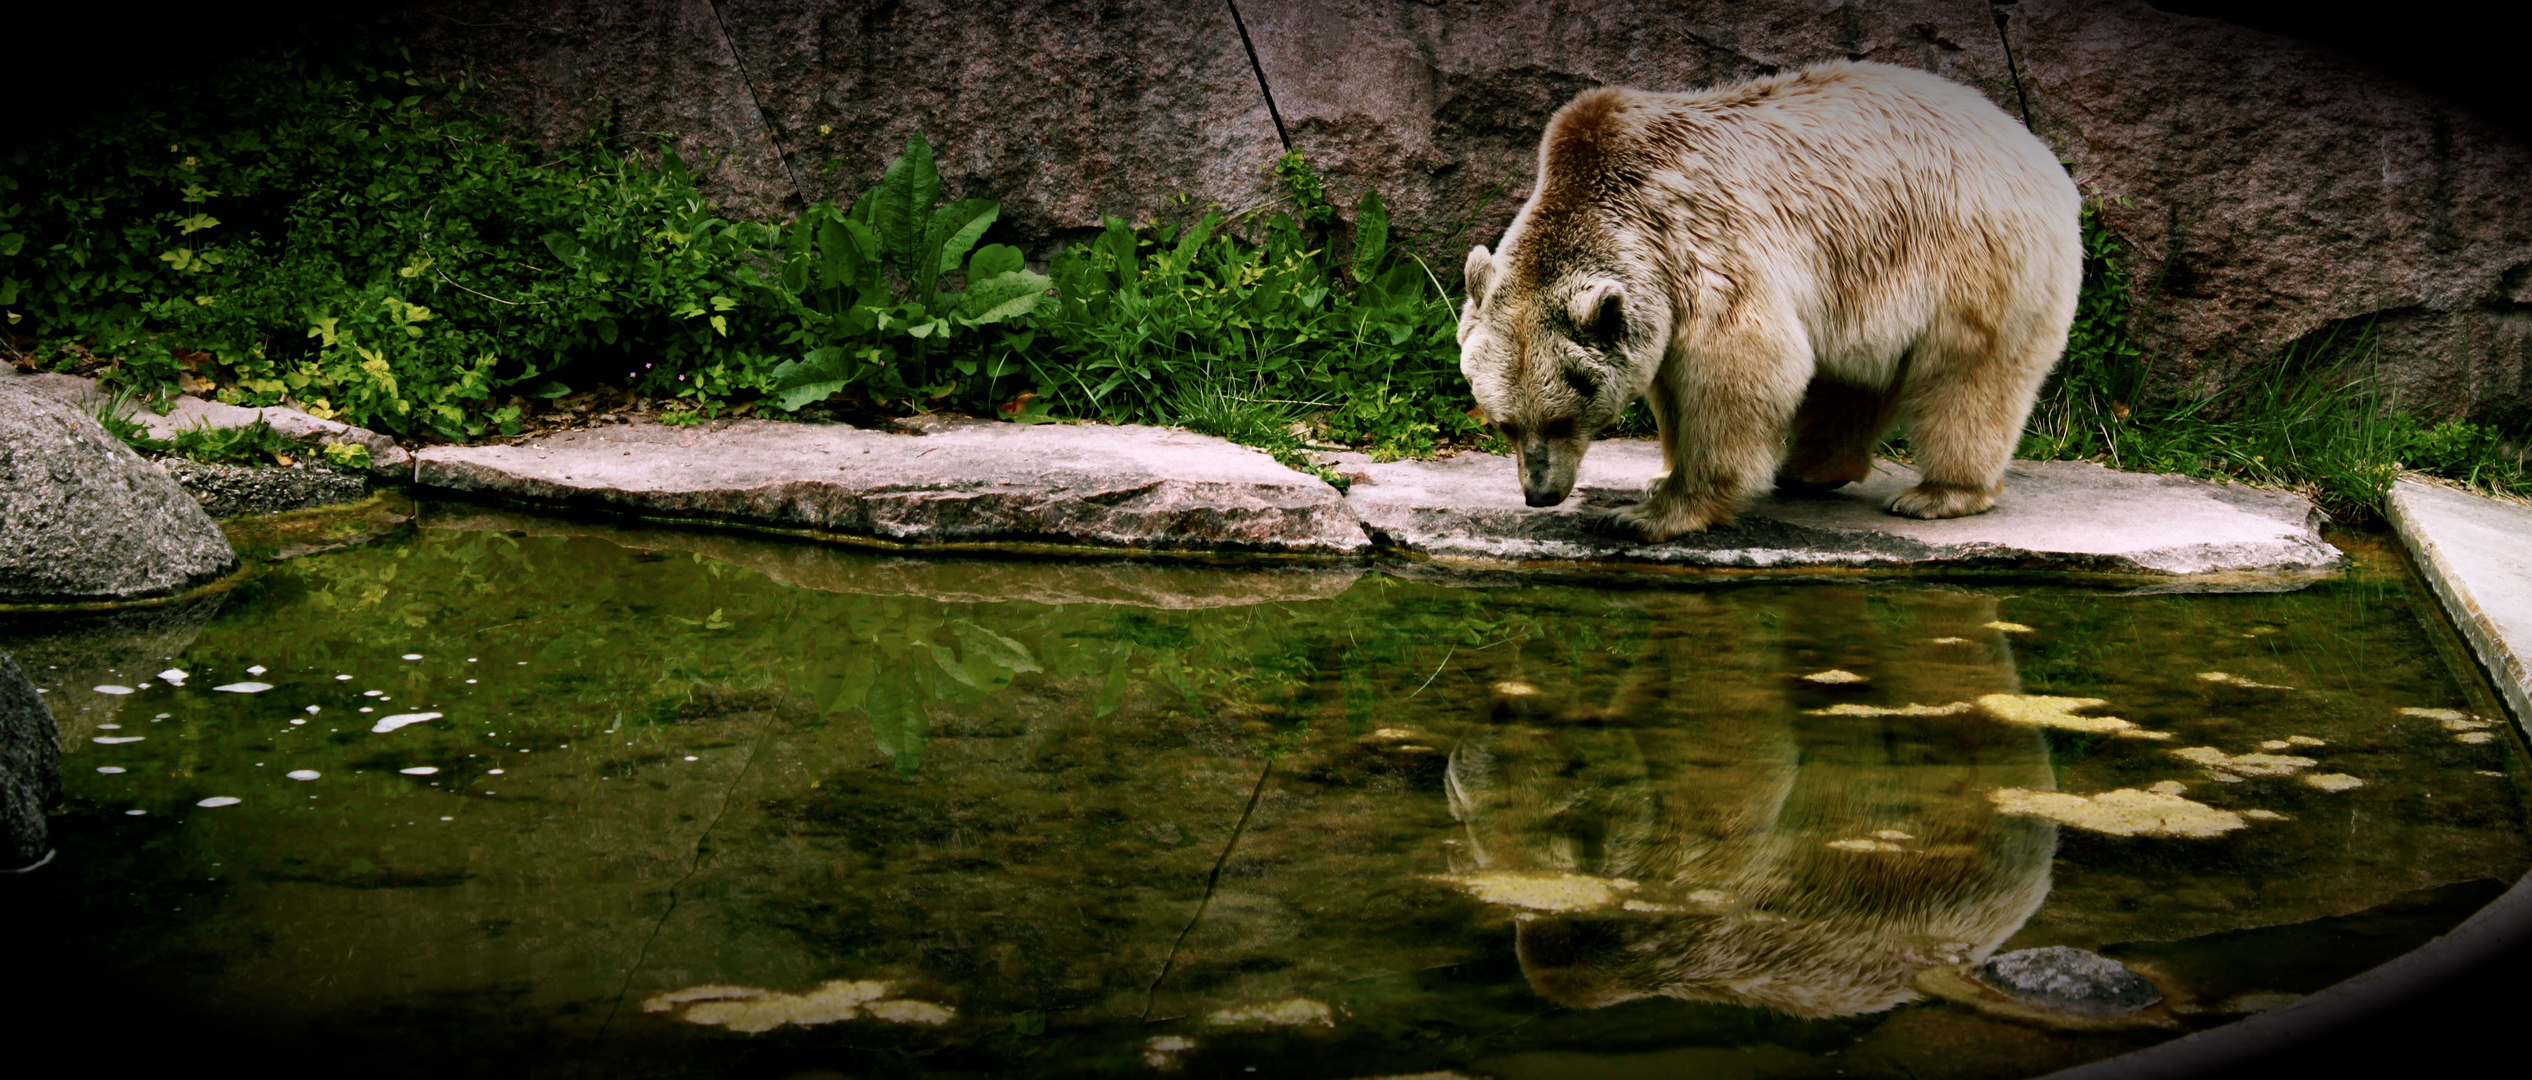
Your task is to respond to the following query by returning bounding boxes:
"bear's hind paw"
[1886,482,1998,520]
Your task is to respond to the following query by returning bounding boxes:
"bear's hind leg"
[1776,376,1900,494]
[1888,315,2055,520]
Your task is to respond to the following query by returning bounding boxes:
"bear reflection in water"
[1443,591,2056,1018]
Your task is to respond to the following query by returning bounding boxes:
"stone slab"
[2386,480,2532,730]
[413,416,1372,556]
[1,370,412,473]
[1337,440,2344,583]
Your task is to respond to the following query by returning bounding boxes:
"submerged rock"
[158,458,369,518]
[0,652,60,868]
[1976,947,2163,1017]
[0,384,237,604]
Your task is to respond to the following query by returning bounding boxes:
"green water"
[3,504,2525,1080]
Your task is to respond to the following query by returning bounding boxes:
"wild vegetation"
[3,37,2519,521]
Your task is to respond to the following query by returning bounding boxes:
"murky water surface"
[4,504,2525,1079]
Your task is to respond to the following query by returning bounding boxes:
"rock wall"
[398,0,2532,423]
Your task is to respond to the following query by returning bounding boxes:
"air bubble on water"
[212,682,273,694]
[439,816,453,822]
[93,736,144,745]
[196,796,241,808]
[96,766,126,774]
[290,719,307,725]
[372,712,443,734]
[400,766,440,776]
[465,679,477,684]
[157,668,188,685]
[364,690,384,697]
[335,674,353,681]
[287,770,321,781]
[126,809,146,816]
[402,654,423,661]
[306,705,321,714]
[246,665,267,676]
[684,756,699,761]
[359,707,374,713]
[93,685,135,695]
[98,723,121,730]
[155,713,169,719]
[487,769,504,775]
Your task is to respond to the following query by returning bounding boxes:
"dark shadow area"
[2145,1,2532,141]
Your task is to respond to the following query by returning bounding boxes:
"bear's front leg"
[1594,346,1803,542]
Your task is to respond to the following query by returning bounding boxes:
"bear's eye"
[1498,422,1523,443]
[1561,368,1597,402]
[1543,418,1576,440]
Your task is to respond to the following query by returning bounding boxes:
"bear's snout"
[1524,485,1569,507]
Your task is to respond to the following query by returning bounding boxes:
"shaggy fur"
[1443,593,2055,1018]
[1459,61,2082,537]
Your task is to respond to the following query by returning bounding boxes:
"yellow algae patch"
[642,979,951,1034]
[2399,707,2469,722]
[2258,736,2326,750]
[2197,671,2294,689]
[1874,829,1915,840]
[1144,1035,1197,1069]
[1440,871,1636,912]
[2146,780,2189,796]
[2456,732,2496,745]
[2242,809,2290,821]
[2440,715,2495,731]
[1983,621,2036,633]
[1827,838,1905,853]
[1802,669,1869,684]
[1207,998,1334,1028]
[1807,701,1972,717]
[1989,787,2250,838]
[1976,695,2171,739]
[1685,889,1733,905]
[1492,681,1540,698]
[2301,773,2365,793]
[1929,636,1973,645]
[2168,746,2317,780]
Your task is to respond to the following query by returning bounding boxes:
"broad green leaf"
[1094,645,1133,718]
[862,671,929,777]
[954,269,1052,325]
[924,199,999,294]
[768,346,857,411]
[950,619,1041,674]
[540,231,584,269]
[867,134,939,270]
[1352,189,1389,282]
[815,216,857,290]
[967,243,1024,280]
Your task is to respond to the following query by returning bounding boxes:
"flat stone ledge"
[1337,441,2345,587]
[2387,480,2532,730]
[413,416,1372,556]
[3,370,412,474]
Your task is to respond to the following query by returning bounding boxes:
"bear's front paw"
[1594,497,1732,543]
[1886,482,1998,520]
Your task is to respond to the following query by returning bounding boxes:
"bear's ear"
[1463,246,1498,306]
[1570,281,1625,347]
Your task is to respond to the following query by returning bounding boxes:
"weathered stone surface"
[1973,946,2162,1016]
[404,0,1280,236]
[159,460,370,519]
[419,503,1366,609]
[0,651,59,869]
[414,417,1371,555]
[2386,480,2532,730]
[0,384,237,604]
[4,371,412,475]
[2009,0,2532,424]
[1338,440,2343,583]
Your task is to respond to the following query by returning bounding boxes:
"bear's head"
[1458,246,1661,508]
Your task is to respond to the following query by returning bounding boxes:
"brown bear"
[1457,61,2082,540]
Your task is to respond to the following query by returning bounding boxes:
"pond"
[4,501,2525,1080]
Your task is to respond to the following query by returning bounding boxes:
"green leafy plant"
[758,134,1052,413]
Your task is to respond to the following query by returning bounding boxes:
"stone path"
[2388,480,2532,731]
[413,415,2344,590]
